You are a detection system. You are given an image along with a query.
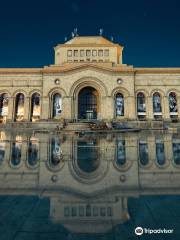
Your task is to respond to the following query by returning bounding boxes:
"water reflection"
[0,130,180,237]
[77,141,99,173]
[139,141,149,166]
[156,141,165,165]
[116,139,126,166]
[172,139,180,165]
[11,136,22,166]
[0,142,5,165]
[27,137,39,167]
[50,137,62,169]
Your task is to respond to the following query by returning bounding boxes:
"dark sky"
[0,0,180,68]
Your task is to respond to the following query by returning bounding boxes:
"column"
[7,96,14,122]
[41,96,50,120]
[177,96,180,120]
[146,96,153,120]
[127,96,136,120]
[101,96,114,120]
[163,96,170,121]
[62,96,72,120]
[164,134,172,164]
[24,96,30,121]
[21,136,28,165]
[147,136,156,163]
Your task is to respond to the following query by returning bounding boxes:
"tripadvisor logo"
[135,227,143,235]
[135,227,174,235]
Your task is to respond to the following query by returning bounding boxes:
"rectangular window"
[64,207,70,217]
[86,50,91,57]
[80,50,85,57]
[107,207,113,217]
[104,49,109,56]
[67,50,72,57]
[74,50,78,57]
[92,50,97,56]
[100,207,106,217]
[79,206,84,216]
[72,207,77,217]
[98,50,103,57]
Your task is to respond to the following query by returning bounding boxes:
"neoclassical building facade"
[0,36,180,124]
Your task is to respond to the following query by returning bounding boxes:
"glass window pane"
[64,207,70,217]
[67,50,72,57]
[137,93,146,112]
[0,94,9,116]
[28,139,38,167]
[104,49,109,56]
[0,142,5,166]
[116,140,126,166]
[98,50,103,57]
[50,137,62,168]
[156,142,165,165]
[77,141,99,173]
[116,93,124,116]
[173,142,180,165]
[53,94,62,117]
[153,93,161,113]
[139,142,149,165]
[74,50,78,57]
[169,92,178,113]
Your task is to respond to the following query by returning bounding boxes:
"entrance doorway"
[78,87,98,120]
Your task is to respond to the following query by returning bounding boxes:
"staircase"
[64,122,90,131]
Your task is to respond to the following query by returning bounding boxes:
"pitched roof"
[65,36,114,45]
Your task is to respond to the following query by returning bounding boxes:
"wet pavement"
[0,130,180,239]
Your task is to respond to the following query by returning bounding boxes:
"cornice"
[54,44,122,49]
[42,63,134,74]
[0,66,180,75]
[135,68,180,74]
[0,68,43,75]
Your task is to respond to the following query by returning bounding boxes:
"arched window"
[137,92,146,119]
[15,93,25,121]
[11,136,22,167]
[169,92,178,118]
[27,137,39,167]
[31,93,40,121]
[115,93,124,117]
[49,137,62,168]
[0,93,9,117]
[139,141,149,166]
[153,92,162,119]
[0,142,5,166]
[172,140,180,165]
[52,93,62,118]
[156,141,165,166]
[116,140,126,166]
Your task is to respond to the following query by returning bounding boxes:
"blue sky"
[0,0,180,67]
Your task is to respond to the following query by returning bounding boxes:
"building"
[0,36,180,125]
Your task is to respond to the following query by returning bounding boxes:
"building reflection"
[0,130,180,233]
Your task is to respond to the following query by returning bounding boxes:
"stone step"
[65,122,90,131]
